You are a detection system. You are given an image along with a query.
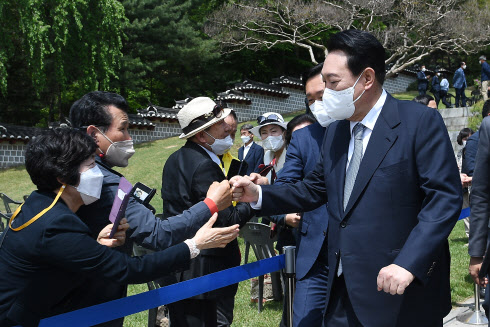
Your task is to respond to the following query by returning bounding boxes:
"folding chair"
[239,222,283,312]
[0,211,9,233]
[0,193,22,218]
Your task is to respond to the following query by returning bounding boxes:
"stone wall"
[384,74,417,94]
[0,143,28,169]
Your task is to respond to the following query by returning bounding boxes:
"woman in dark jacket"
[0,128,238,327]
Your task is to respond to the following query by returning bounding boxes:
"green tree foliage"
[0,0,126,125]
[118,0,221,108]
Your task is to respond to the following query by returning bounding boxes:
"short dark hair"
[240,123,253,131]
[327,30,386,85]
[457,128,474,145]
[301,63,324,88]
[413,94,434,106]
[227,109,237,122]
[460,61,466,66]
[25,128,97,192]
[285,114,316,146]
[69,91,129,132]
[482,100,490,118]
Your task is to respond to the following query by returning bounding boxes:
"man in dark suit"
[431,71,441,108]
[238,123,264,175]
[453,61,468,107]
[272,62,329,327]
[468,101,490,317]
[161,97,254,327]
[417,65,429,95]
[232,30,462,327]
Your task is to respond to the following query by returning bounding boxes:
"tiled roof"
[271,76,303,90]
[137,104,179,122]
[172,98,193,110]
[127,114,156,129]
[234,80,289,98]
[216,90,251,104]
[0,123,44,142]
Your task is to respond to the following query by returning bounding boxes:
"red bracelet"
[203,198,218,215]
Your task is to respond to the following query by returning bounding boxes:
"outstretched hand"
[193,213,240,250]
[98,218,130,248]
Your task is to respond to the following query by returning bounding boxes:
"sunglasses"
[257,114,281,125]
[203,104,224,119]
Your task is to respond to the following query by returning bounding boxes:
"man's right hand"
[206,180,233,211]
[229,176,260,203]
[469,256,488,286]
[248,173,270,185]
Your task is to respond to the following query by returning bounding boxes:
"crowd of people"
[417,55,490,109]
[0,29,489,327]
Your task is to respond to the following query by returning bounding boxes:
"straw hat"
[250,112,288,137]
[177,97,231,139]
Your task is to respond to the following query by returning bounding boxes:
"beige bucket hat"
[250,112,288,137]
[177,97,231,139]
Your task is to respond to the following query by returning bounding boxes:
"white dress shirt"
[243,142,253,159]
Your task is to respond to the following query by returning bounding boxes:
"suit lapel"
[342,95,400,218]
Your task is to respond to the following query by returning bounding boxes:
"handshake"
[206,173,269,208]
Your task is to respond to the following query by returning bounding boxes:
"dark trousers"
[455,87,467,107]
[168,299,217,327]
[418,88,427,96]
[432,90,440,107]
[323,275,362,327]
[293,258,329,327]
[440,90,451,108]
[216,291,236,327]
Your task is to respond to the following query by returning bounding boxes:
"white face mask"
[241,135,251,144]
[96,128,135,167]
[262,135,284,152]
[76,166,104,205]
[437,73,441,76]
[422,68,426,72]
[462,140,467,147]
[463,65,467,69]
[309,100,336,127]
[205,132,234,155]
[323,71,365,120]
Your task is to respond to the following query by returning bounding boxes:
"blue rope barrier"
[37,254,285,327]
[459,207,470,221]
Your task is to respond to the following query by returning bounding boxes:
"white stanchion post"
[283,246,296,327]
[456,284,488,325]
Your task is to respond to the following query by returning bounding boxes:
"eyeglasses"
[257,114,281,125]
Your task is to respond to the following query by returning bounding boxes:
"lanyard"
[9,185,66,231]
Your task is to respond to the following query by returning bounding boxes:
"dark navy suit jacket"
[462,130,479,176]
[417,71,428,91]
[0,191,190,327]
[238,142,264,176]
[258,94,462,327]
[274,122,328,280]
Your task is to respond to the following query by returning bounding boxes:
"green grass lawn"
[0,108,474,326]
